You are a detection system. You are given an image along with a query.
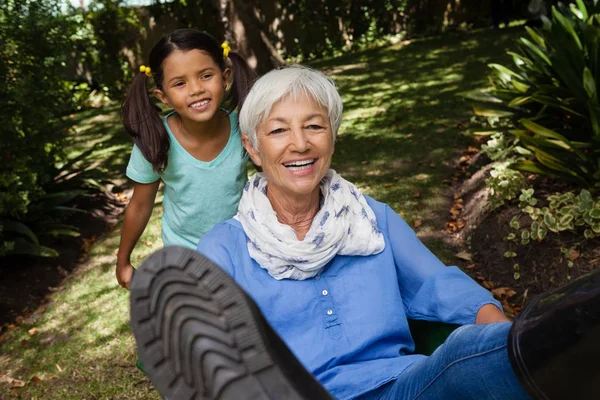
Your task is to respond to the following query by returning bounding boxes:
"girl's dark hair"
[121,29,257,172]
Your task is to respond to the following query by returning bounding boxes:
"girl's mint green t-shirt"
[126,110,248,249]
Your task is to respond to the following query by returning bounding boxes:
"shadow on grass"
[311,26,524,260]
[0,201,164,399]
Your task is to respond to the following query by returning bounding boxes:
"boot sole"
[130,246,317,400]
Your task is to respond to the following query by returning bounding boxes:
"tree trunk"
[228,0,285,74]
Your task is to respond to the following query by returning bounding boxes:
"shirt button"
[315,275,321,281]
[326,309,333,315]
[322,289,329,296]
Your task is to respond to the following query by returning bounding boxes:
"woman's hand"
[116,261,134,290]
[475,304,511,324]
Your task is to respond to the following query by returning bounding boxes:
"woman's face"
[244,93,334,200]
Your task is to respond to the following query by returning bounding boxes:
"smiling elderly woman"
[128,66,597,400]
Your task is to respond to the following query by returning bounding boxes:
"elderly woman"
[130,66,599,400]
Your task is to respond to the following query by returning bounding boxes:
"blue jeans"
[356,322,531,400]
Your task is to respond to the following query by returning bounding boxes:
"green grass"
[0,26,524,398]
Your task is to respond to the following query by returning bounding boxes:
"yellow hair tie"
[139,65,152,77]
[221,42,231,58]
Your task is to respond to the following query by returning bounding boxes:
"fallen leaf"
[383,183,394,188]
[30,376,41,384]
[482,280,494,289]
[11,390,19,397]
[144,240,153,247]
[55,363,63,372]
[2,375,25,388]
[415,174,428,181]
[455,251,472,261]
[446,222,458,233]
[413,192,421,198]
[413,219,422,228]
[361,161,368,165]
[466,146,478,154]
[568,248,580,261]
[466,264,476,269]
[27,328,37,336]
[492,287,517,298]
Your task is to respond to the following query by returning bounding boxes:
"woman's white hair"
[239,65,343,149]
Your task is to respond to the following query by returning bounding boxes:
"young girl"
[116,29,257,290]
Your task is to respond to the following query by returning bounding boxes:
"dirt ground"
[448,148,600,318]
[0,191,126,332]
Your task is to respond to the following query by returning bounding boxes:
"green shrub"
[470,1,600,189]
[0,0,94,257]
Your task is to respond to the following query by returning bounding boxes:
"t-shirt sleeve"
[196,223,238,277]
[383,204,502,325]
[125,144,160,184]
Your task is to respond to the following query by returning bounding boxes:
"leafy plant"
[502,188,600,275]
[469,1,600,188]
[486,161,528,209]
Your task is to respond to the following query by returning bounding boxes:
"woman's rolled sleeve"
[384,205,501,325]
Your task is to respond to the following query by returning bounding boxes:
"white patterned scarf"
[236,169,385,280]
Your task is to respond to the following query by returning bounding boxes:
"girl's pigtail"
[121,72,169,172]
[227,52,258,110]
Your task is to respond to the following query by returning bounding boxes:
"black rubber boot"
[508,268,600,400]
[130,246,333,400]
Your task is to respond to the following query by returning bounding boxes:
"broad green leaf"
[535,148,578,175]
[525,26,547,49]
[511,160,582,183]
[47,228,80,238]
[575,0,589,20]
[580,189,593,202]
[521,120,565,141]
[589,104,600,136]
[11,239,58,258]
[520,119,588,161]
[570,3,584,20]
[512,80,531,93]
[519,38,552,66]
[514,146,533,155]
[590,208,600,218]
[530,94,586,117]
[509,96,532,107]
[583,67,597,100]
[552,6,583,49]
[473,107,514,118]
[1,221,39,245]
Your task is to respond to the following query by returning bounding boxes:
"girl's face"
[155,49,230,124]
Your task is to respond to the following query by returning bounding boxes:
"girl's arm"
[116,180,160,289]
